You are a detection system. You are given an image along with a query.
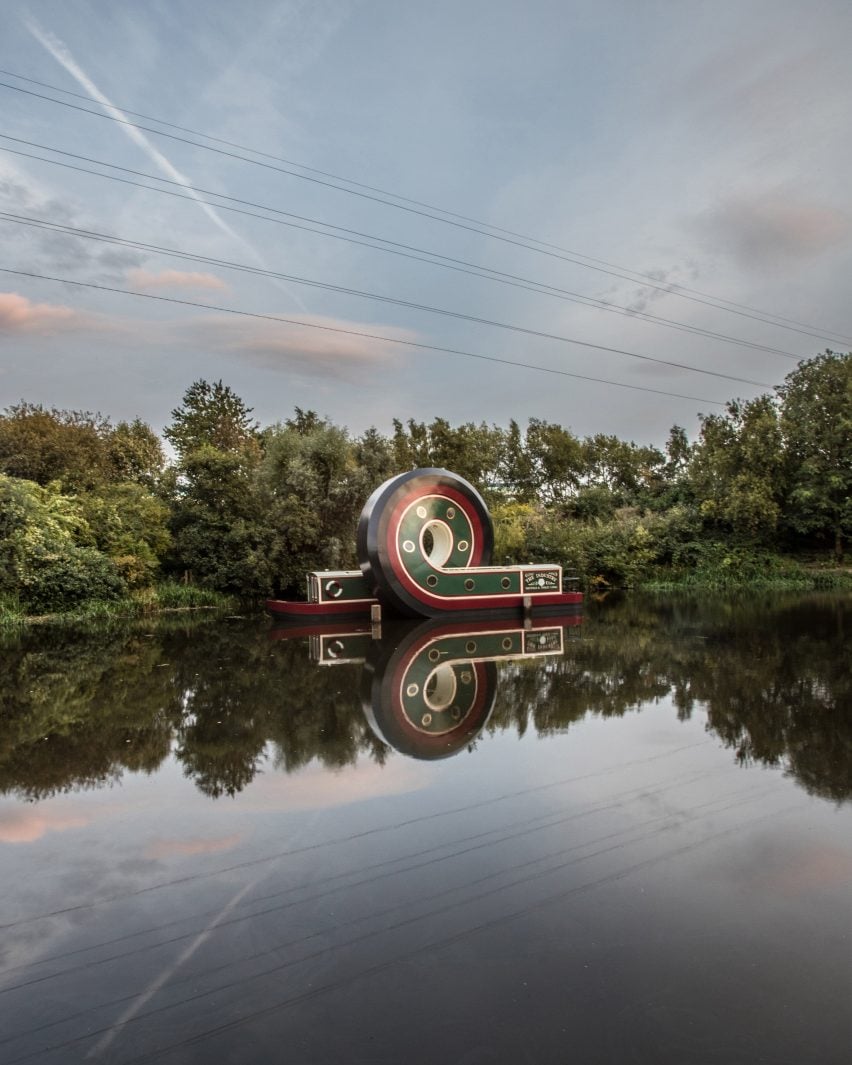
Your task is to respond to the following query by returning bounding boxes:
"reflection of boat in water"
[271,611,582,760]
[361,617,578,760]
[362,621,500,760]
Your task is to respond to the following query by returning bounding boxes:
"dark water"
[0,594,850,1065]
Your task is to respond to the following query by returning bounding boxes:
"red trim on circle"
[384,484,488,610]
[387,657,491,753]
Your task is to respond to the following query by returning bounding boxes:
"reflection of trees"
[167,626,386,797]
[0,627,179,799]
[491,595,851,802]
[0,594,848,801]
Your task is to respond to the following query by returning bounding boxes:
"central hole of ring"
[420,519,454,568]
[424,665,458,711]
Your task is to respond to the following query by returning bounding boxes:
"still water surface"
[1,594,850,1064]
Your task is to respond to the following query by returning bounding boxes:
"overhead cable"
[2,72,850,345]
[0,214,775,389]
[0,135,806,361]
[0,266,731,406]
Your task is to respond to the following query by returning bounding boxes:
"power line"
[0,213,776,389]
[2,71,850,346]
[0,135,806,360]
[0,207,800,363]
[0,267,732,406]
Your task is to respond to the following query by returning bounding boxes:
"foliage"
[106,418,166,486]
[259,417,366,594]
[0,403,163,491]
[690,394,785,540]
[0,403,111,489]
[0,474,126,612]
[168,445,270,595]
[79,482,171,587]
[778,351,852,559]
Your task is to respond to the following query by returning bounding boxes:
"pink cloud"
[696,193,851,266]
[145,833,243,860]
[128,268,229,292]
[0,292,93,335]
[0,807,89,843]
[190,315,416,381]
[233,757,430,812]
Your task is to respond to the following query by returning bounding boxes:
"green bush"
[20,547,127,613]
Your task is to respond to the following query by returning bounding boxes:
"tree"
[79,482,171,588]
[498,419,537,501]
[690,395,784,541]
[106,418,165,486]
[258,417,363,593]
[168,446,270,594]
[164,380,260,459]
[524,419,584,505]
[353,427,395,489]
[0,403,112,490]
[778,351,852,560]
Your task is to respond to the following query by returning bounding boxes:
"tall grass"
[641,559,852,593]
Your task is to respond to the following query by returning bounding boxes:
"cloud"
[0,807,88,843]
[128,268,229,293]
[144,833,242,860]
[237,755,430,812]
[189,315,418,380]
[0,291,95,334]
[0,159,146,279]
[695,192,851,268]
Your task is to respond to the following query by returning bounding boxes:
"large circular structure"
[357,468,494,618]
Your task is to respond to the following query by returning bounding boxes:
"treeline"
[0,352,849,615]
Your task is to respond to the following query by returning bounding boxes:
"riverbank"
[3,562,848,630]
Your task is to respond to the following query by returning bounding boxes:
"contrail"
[25,19,309,311]
[84,878,260,1058]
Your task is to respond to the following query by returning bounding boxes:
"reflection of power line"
[0,212,781,386]
[2,72,849,346]
[0,739,709,934]
[2,779,758,1052]
[0,206,800,364]
[0,744,713,967]
[6,791,792,1065]
[0,267,728,406]
[0,764,713,1003]
[0,136,827,359]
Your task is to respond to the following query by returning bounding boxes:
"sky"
[1,0,850,447]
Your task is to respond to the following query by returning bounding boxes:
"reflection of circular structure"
[357,469,494,618]
[362,620,498,760]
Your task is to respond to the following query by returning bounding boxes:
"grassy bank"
[0,582,241,630]
[640,556,852,593]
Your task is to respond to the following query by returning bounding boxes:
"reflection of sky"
[1,683,849,1064]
